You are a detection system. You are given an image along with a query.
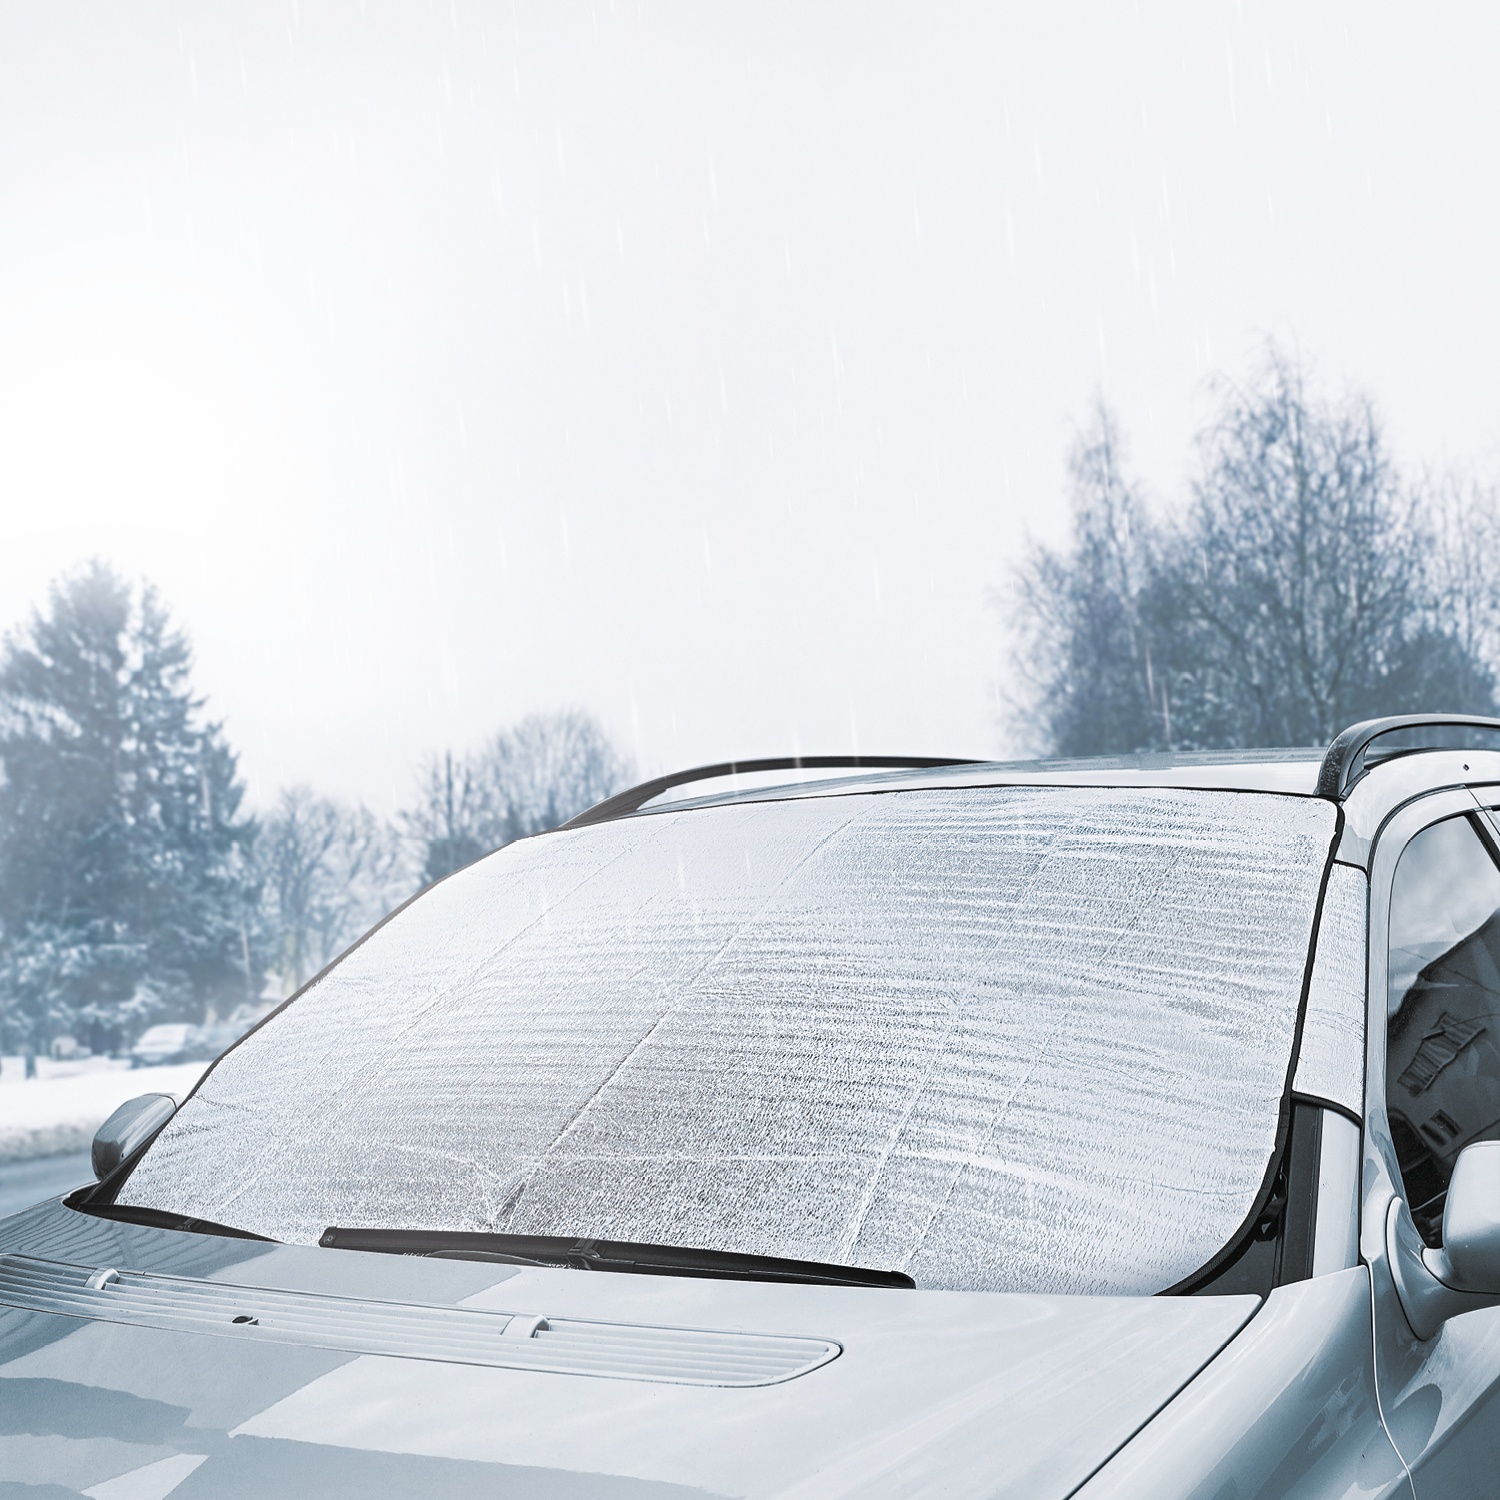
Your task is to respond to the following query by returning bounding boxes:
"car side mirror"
[1389,1139,1500,1339]
[91,1093,177,1180]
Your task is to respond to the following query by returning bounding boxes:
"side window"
[1387,813,1500,1245]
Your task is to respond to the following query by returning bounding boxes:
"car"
[182,1004,279,1065]
[128,1022,198,1067]
[6,714,1500,1497]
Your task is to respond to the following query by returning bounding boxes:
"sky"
[0,2,1498,813]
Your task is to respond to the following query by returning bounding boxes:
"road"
[0,1152,92,1219]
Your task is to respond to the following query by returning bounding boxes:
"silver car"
[4,715,1500,1498]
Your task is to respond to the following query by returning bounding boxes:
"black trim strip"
[1293,1092,1362,1130]
[1278,1100,1325,1285]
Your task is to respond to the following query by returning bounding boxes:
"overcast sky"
[1,2,1497,812]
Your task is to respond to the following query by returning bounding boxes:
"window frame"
[1365,787,1500,1252]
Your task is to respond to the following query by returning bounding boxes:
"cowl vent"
[0,1254,839,1386]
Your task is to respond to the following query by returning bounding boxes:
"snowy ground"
[0,1058,207,1163]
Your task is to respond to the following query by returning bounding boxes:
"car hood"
[0,1200,1257,1500]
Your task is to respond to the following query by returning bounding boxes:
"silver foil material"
[124,785,1334,1295]
[1291,863,1367,1116]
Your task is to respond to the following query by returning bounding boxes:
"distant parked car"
[181,1022,235,1062]
[223,999,278,1037]
[186,1002,279,1062]
[128,1023,196,1067]
[15,717,1500,1494]
[132,1005,276,1069]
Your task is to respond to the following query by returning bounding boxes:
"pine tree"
[0,563,259,1052]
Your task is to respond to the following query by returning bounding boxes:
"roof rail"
[561,755,981,830]
[1317,715,1500,799]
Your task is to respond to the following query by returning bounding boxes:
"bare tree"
[258,788,414,997]
[1008,348,1498,755]
[1420,470,1500,674]
[1007,400,1166,755]
[403,710,634,884]
[1162,350,1435,746]
[400,751,492,888]
[482,711,634,840]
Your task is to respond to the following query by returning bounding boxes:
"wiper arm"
[319,1226,914,1289]
[68,1196,276,1243]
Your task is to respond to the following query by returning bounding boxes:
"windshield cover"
[121,785,1334,1295]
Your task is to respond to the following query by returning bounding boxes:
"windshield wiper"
[319,1226,914,1289]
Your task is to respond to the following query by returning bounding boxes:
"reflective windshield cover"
[122,785,1335,1295]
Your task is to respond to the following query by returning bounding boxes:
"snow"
[0,1059,208,1163]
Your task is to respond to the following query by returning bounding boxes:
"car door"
[1365,789,1500,1492]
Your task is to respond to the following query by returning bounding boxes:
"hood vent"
[0,1254,839,1387]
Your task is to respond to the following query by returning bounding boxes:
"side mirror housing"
[1436,1141,1500,1288]
[91,1093,177,1180]
[1389,1139,1500,1339]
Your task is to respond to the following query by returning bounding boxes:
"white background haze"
[0,2,1497,810]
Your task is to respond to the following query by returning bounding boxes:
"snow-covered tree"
[0,563,258,1051]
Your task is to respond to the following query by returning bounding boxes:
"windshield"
[118,784,1335,1295]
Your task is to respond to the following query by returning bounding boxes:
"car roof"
[562,717,1500,829]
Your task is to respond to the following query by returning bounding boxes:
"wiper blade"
[68,1196,276,1243]
[319,1226,914,1289]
